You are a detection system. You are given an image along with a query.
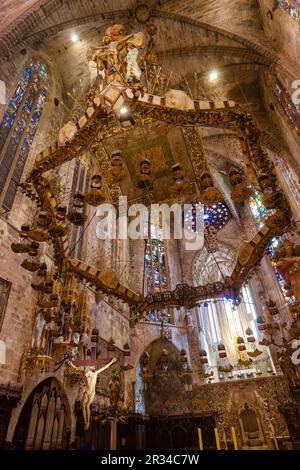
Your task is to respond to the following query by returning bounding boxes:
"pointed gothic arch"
[12,378,71,450]
[0,58,48,211]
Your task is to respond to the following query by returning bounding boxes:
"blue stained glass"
[0,60,48,210]
[275,1,300,22]
[249,193,291,302]
[0,67,32,152]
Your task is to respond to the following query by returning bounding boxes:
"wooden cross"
[73,358,114,367]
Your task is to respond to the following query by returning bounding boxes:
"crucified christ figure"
[67,357,117,430]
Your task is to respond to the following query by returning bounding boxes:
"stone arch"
[192,242,237,286]
[134,337,189,416]
[11,377,71,450]
[0,5,277,63]
[238,401,265,448]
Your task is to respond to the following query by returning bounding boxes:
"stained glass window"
[266,237,294,302]
[69,158,90,259]
[249,193,291,302]
[185,200,231,233]
[275,155,300,208]
[0,60,48,211]
[144,220,173,323]
[273,76,300,135]
[275,1,300,22]
[197,286,274,381]
[248,192,274,228]
[144,221,167,294]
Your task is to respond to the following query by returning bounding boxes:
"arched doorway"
[171,426,187,450]
[13,378,71,450]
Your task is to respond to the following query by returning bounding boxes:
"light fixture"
[71,32,79,43]
[120,105,129,115]
[118,105,135,127]
[209,69,218,81]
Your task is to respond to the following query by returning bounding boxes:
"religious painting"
[0,277,11,332]
[96,339,125,401]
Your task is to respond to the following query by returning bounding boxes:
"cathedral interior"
[1,0,300,452]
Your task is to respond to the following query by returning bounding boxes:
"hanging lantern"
[141,351,149,367]
[237,336,246,351]
[37,262,47,278]
[44,280,54,294]
[85,175,106,207]
[29,211,49,242]
[31,262,49,291]
[218,343,227,359]
[172,163,184,184]
[21,241,41,272]
[267,300,279,316]
[229,167,253,203]
[123,342,131,357]
[91,328,99,343]
[49,206,67,237]
[106,150,127,185]
[107,337,115,351]
[170,163,191,197]
[246,327,256,343]
[67,192,87,226]
[199,349,208,364]
[198,171,223,205]
[179,348,188,363]
[137,159,152,189]
[11,224,31,253]
[256,315,267,331]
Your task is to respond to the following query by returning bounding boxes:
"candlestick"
[198,428,203,450]
[214,427,221,450]
[231,426,238,450]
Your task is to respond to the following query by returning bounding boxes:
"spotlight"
[118,105,135,127]
[120,105,129,115]
[71,32,79,43]
[209,69,218,81]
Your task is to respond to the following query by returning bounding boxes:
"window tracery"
[194,244,273,381]
[144,221,173,323]
[193,244,236,286]
[248,192,292,302]
[197,287,273,381]
[274,155,300,208]
[0,60,48,211]
[185,200,231,234]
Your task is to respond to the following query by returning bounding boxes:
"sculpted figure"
[87,24,144,89]
[67,357,117,430]
[109,373,121,407]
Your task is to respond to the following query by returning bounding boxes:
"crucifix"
[67,357,117,430]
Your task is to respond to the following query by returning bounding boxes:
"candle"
[231,426,238,450]
[214,427,221,450]
[198,428,203,450]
